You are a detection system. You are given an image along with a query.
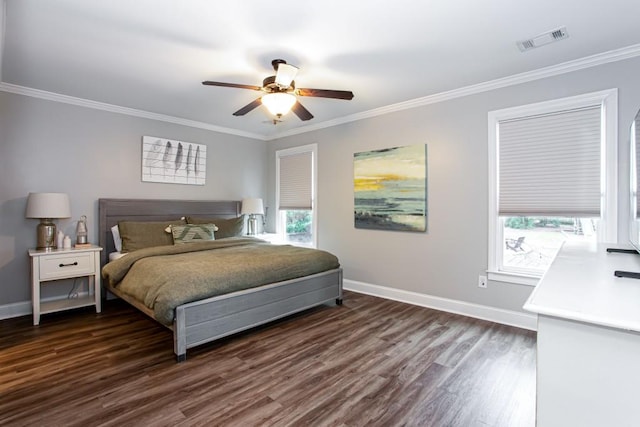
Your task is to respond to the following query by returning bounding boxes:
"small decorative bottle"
[76,215,88,245]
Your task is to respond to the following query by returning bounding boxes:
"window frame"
[275,143,318,248]
[488,89,618,286]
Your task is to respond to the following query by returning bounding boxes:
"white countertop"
[524,241,640,332]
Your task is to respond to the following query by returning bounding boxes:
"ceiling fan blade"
[233,98,262,116]
[202,81,262,91]
[296,88,354,100]
[291,101,314,121]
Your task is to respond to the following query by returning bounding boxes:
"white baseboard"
[2,283,538,331]
[0,292,92,321]
[0,300,32,320]
[344,279,538,331]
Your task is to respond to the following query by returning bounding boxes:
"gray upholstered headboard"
[98,198,241,268]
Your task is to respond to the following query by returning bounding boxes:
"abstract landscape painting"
[354,144,427,232]
[142,136,206,185]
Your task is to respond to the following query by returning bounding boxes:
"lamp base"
[247,215,258,236]
[36,219,57,250]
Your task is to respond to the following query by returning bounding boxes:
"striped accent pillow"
[171,224,217,244]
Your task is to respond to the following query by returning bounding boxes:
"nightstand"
[29,245,103,325]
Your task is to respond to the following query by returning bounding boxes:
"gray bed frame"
[98,198,343,362]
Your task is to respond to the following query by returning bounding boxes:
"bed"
[98,198,343,362]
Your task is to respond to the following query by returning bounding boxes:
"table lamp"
[241,198,264,236]
[25,192,71,250]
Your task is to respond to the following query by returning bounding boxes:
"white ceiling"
[2,0,640,139]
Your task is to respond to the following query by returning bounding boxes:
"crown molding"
[0,82,268,141]
[2,42,640,142]
[267,43,640,140]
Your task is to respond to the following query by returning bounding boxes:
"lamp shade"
[274,63,299,88]
[241,198,264,215]
[261,93,297,117]
[26,193,71,219]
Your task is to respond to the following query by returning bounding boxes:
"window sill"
[488,270,540,287]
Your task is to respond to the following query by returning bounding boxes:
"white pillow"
[111,224,123,252]
[109,251,127,262]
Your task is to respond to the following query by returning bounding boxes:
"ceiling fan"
[202,59,354,121]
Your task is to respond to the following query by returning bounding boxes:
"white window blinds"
[278,151,313,210]
[498,105,602,217]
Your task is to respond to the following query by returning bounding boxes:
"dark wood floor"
[0,291,536,426]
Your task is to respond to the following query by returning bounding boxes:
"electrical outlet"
[478,275,488,289]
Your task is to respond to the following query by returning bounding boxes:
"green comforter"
[102,237,340,325]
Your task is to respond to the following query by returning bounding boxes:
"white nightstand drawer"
[39,252,95,280]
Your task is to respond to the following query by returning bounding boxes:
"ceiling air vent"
[517,26,569,52]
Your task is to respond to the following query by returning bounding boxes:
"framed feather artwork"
[141,136,206,185]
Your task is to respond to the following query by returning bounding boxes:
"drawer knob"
[59,262,79,267]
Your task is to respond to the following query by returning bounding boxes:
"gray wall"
[0,92,267,305]
[266,56,640,314]
[3,55,640,315]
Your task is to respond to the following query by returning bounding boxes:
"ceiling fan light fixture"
[203,58,353,121]
[261,92,297,117]
[274,63,298,88]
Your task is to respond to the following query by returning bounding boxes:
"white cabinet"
[524,242,640,427]
[29,245,103,325]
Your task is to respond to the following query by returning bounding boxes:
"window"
[276,144,317,247]
[488,90,617,285]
